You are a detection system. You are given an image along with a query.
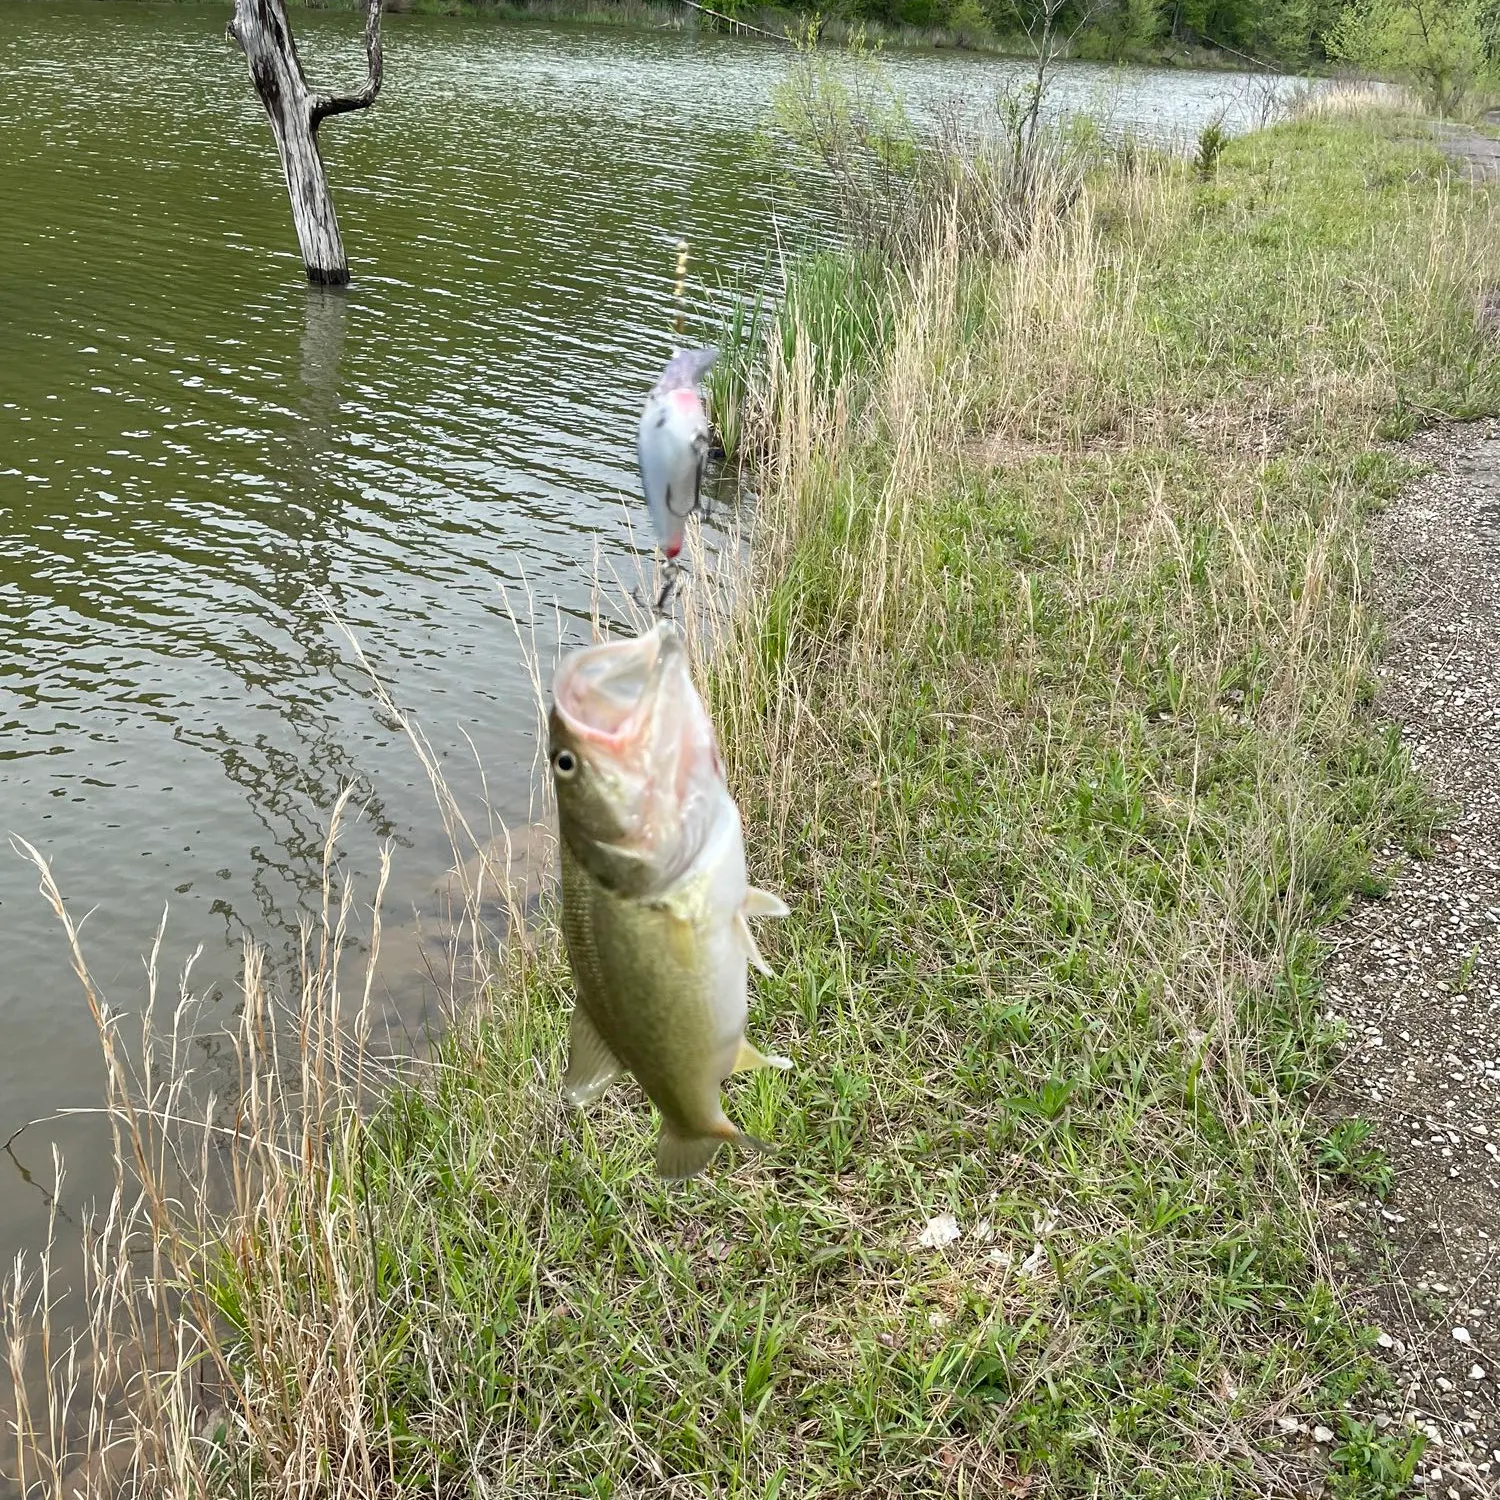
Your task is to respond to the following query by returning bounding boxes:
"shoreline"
[82,0,1311,72]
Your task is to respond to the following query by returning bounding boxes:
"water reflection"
[297,286,351,456]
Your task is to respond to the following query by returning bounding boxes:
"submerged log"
[228,0,383,286]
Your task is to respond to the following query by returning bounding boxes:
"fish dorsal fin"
[562,1005,623,1107]
[744,886,790,919]
[733,1037,793,1074]
[736,911,774,976]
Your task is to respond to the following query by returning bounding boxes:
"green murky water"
[0,0,1283,1269]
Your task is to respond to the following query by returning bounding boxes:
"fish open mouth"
[553,622,680,751]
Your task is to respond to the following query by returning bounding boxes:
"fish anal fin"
[562,1005,623,1107]
[733,1037,793,1074]
[744,887,790,919]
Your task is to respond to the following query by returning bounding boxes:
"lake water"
[0,0,1286,1273]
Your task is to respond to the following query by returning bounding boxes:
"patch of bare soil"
[1320,421,1500,1499]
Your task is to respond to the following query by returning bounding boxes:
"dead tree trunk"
[228,0,383,286]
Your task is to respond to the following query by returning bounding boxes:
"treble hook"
[631,555,683,623]
[655,557,683,618]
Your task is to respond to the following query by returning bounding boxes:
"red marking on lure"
[665,539,682,560]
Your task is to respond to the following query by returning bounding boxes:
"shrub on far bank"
[1325,0,1497,115]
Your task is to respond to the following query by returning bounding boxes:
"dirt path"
[1321,421,1500,1498]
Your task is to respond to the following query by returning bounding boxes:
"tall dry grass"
[1285,77,1427,121]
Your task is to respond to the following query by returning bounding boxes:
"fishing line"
[672,238,689,340]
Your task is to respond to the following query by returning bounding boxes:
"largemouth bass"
[549,621,790,1179]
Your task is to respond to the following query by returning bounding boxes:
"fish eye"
[552,748,578,779]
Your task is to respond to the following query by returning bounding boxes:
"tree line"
[770,0,1500,83]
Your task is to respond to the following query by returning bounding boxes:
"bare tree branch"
[309,0,384,130]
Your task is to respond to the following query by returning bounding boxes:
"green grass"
[10,116,1500,1498]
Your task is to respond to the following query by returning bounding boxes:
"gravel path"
[1321,422,1500,1498]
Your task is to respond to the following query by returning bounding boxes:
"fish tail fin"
[656,1120,773,1180]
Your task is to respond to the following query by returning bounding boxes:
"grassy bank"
[8,110,1500,1498]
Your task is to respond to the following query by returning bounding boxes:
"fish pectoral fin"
[655,1121,772,1180]
[736,911,774,977]
[744,887,790,919]
[738,889,790,977]
[733,1036,794,1074]
[562,1006,623,1107]
[643,893,702,967]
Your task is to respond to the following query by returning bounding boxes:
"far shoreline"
[51,0,1311,74]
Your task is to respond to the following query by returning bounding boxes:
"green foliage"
[710,248,895,460]
[293,0,1364,69]
[1123,0,1167,52]
[763,31,1091,265]
[765,26,923,255]
[1313,1117,1394,1197]
[944,0,995,42]
[1196,117,1231,173]
[1453,941,1481,991]
[944,0,1343,62]
[1329,1416,1427,1497]
[1325,0,1494,114]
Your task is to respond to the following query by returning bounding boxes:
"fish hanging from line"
[637,346,718,564]
[549,620,791,1179]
